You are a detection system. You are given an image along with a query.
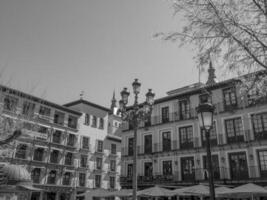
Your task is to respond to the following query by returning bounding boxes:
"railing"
[120,166,266,185]
[122,96,267,131]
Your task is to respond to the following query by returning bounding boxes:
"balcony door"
[181,157,195,181]
[144,135,152,154]
[203,155,220,180]
[229,152,248,180]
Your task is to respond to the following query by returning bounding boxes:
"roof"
[64,99,110,112]
[0,85,82,116]
[154,78,237,105]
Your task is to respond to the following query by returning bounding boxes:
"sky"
[0,0,203,108]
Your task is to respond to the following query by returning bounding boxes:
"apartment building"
[0,85,121,200]
[120,68,267,189]
[64,98,121,192]
[0,85,82,200]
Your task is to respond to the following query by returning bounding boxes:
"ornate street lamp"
[119,79,155,200]
[196,102,215,200]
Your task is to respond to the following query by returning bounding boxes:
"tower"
[206,60,216,85]
[110,90,117,115]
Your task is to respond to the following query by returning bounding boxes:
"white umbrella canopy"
[217,183,267,198]
[170,185,204,196]
[170,185,232,197]
[137,185,174,197]
[110,189,133,197]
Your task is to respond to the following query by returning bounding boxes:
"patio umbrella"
[183,185,233,197]
[137,185,173,197]
[170,185,208,196]
[77,188,113,198]
[110,189,133,197]
[217,183,267,198]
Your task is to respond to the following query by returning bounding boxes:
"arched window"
[15,144,27,159]
[47,170,57,184]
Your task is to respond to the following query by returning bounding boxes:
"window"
[31,168,41,184]
[223,87,237,109]
[80,155,88,168]
[3,95,18,112]
[96,157,102,170]
[47,170,57,184]
[92,116,97,127]
[38,126,48,134]
[67,134,75,146]
[110,176,115,189]
[15,144,27,159]
[179,126,194,149]
[161,107,169,123]
[50,150,59,163]
[96,140,103,153]
[111,144,116,155]
[22,101,35,117]
[82,137,90,149]
[162,131,171,151]
[128,138,134,156]
[95,175,101,188]
[62,172,71,185]
[225,117,244,143]
[68,115,78,129]
[144,135,152,154]
[181,157,195,181]
[84,114,90,125]
[163,161,172,175]
[203,155,220,180]
[144,162,153,177]
[199,93,212,104]
[99,118,104,129]
[110,160,116,171]
[65,152,73,165]
[52,130,61,144]
[39,106,51,118]
[127,164,133,177]
[79,173,86,187]
[54,111,65,125]
[201,121,217,146]
[33,148,44,161]
[179,99,190,120]
[229,152,248,180]
[258,150,267,177]
[251,112,267,140]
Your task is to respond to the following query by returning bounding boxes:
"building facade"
[0,85,82,200]
[64,99,122,192]
[120,70,267,189]
[0,85,121,200]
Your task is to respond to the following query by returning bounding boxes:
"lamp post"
[119,79,155,200]
[196,102,215,200]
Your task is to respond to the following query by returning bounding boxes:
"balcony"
[120,166,265,186]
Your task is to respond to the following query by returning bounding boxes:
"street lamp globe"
[146,89,155,105]
[120,87,130,105]
[196,103,215,132]
[132,79,141,94]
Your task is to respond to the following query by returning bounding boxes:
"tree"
[159,0,267,75]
